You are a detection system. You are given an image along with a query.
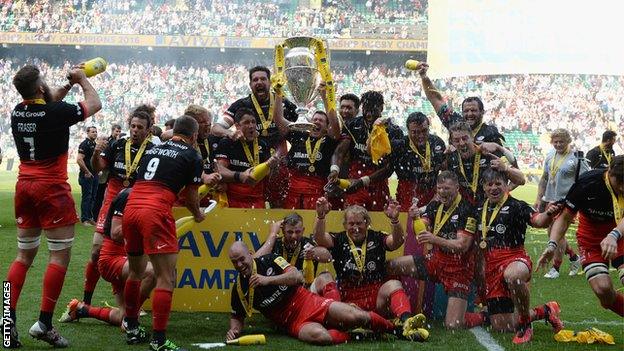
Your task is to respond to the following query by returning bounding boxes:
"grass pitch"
[0,171,622,350]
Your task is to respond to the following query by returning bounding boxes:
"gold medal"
[479,240,487,249]
[123,179,130,187]
[261,129,268,137]
[308,165,315,173]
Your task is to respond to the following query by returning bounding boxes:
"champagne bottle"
[405,59,420,71]
[302,243,315,284]
[83,57,107,77]
[225,334,266,345]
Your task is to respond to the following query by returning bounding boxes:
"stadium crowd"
[0,0,427,39]
[1,58,621,170]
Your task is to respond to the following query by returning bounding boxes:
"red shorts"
[340,281,383,311]
[266,287,333,337]
[264,163,289,208]
[123,206,177,255]
[420,251,473,298]
[396,180,436,210]
[15,180,78,229]
[284,172,325,209]
[578,236,624,268]
[484,247,532,300]
[98,238,127,295]
[95,178,123,234]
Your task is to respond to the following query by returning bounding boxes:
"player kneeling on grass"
[386,171,486,329]
[227,241,405,345]
[312,197,428,341]
[476,168,564,344]
[254,213,332,285]
[59,188,156,326]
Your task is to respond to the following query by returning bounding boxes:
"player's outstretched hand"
[536,246,555,272]
[408,202,421,220]
[316,197,331,218]
[545,202,564,217]
[417,62,429,77]
[384,198,401,220]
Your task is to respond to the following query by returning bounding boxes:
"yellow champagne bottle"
[302,243,315,284]
[83,57,108,77]
[225,334,266,345]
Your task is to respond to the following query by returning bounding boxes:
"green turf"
[0,171,622,350]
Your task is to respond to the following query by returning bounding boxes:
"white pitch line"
[563,319,624,326]
[470,326,505,351]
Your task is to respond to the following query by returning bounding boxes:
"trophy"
[275,36,330,132]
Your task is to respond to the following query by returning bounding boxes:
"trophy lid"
[283,36,318,49]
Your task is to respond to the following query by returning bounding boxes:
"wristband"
[608,229,622,241]
[234,171,241,182]
[361,176,371,187]
[547,240,558,250]
[316,216,326,220]
[390,218,400,225]
[330,165,340,174]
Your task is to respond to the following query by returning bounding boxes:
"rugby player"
[227,241,413,345]
[122,115,205,351]
[538,155,624,317]
[476,169,564,344]
[312,197,428,340]
[6,63,101,347]
[215,108,280,208]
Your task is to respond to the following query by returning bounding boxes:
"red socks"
[601,293,624,317]
[531,305,547,321]
[87,306,112,323]
[41,263,67,313]
[124,279,142,319]
[6,260,29,309]
[464,312,485,327]
[553,258,562,271]
[321,282,341,301]
[389,288,411,318]
[367,311,394,332]
[83,260,100,296]
[152,289,173,332]
[327,329,350,344]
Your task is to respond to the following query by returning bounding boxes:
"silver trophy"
[277,36,325,132]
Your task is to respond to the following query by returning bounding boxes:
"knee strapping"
[584,262,609,281]
[47,237,74,251]
[18,235,41,249]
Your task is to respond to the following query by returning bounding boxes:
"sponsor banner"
[0,32,426,52]
[170,207,408,312]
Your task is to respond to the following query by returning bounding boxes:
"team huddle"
[4,60,623,350]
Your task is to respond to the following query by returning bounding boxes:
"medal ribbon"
[305,136,324,168]
[599,145,613,166]
[457,149,482,194]
[346,234,367,274]
[471,122,484,138]
[22,99,46,105]
[549,150,570,180]
[237,260,257,318]
[282,241,302,267]
[241,139,260,167]
[433,194,462,236]
[604,172,623,223]
[195,138,210,163]
[124,137,150,181]
[480,193,509,244]
[250,92,274,135]
[409,138,431,172]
